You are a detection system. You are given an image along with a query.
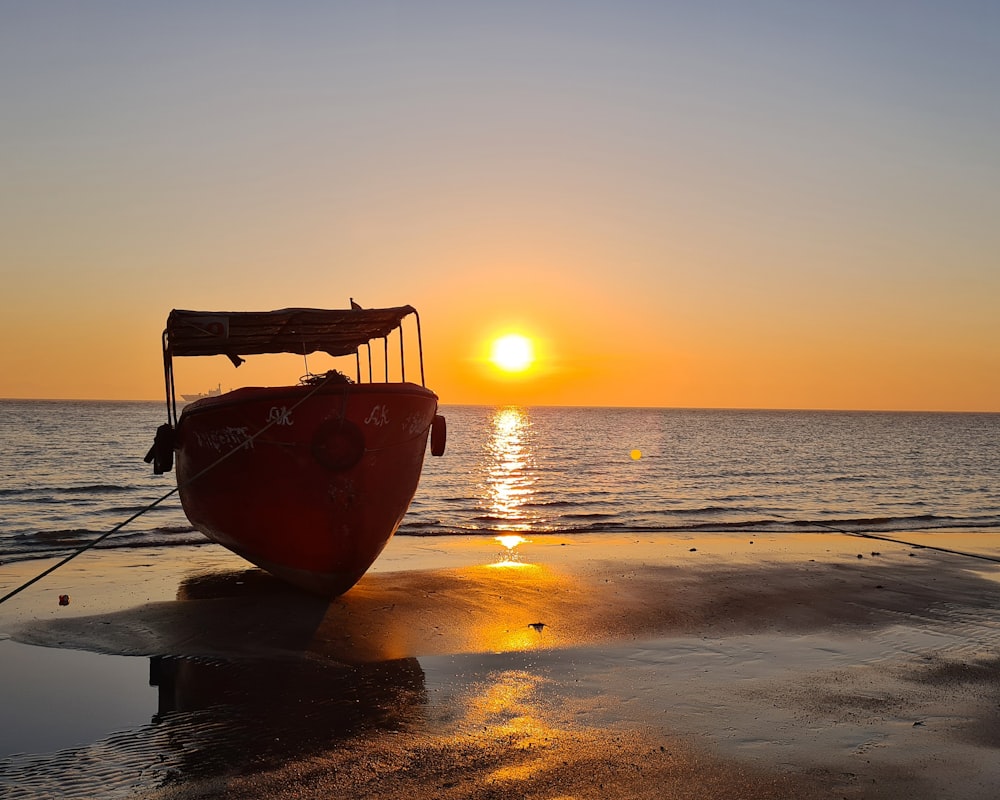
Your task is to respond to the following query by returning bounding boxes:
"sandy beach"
[3,531,1000,799]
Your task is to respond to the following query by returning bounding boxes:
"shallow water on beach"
[0,638,153,757]
[5,611,1000,799]
[1,400,998,567]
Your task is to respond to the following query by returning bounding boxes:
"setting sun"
[490,334,534,373]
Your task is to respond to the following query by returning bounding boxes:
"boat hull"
[175,382,438,596]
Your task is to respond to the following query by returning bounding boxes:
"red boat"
[146,305,446,596]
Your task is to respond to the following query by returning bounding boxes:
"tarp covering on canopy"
[165,306,417,359]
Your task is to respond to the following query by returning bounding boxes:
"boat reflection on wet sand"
[147,653,426,779]
[145,569,430,781]
[0,566,431,799]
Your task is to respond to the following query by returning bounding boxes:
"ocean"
[1,400,999,569]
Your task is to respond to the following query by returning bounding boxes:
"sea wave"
[0,484,139,497]
[399,512,1000,538]
[3,513,999,565]
[0,526,205,564]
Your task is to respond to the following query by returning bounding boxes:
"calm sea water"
[1,401,998,567]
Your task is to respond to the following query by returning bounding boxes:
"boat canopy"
[159,305,426,427]
[165,306,418,360]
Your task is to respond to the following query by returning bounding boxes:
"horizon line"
[1,397,997,415]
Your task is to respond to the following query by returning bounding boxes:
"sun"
[490,334,534,373]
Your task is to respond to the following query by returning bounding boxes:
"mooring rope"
[0,373,345,605]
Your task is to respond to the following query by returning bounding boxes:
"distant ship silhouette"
[180,384,222,402]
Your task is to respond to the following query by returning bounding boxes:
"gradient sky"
[2,1,998,410]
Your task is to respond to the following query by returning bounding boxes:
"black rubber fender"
[431,414,446,456]
[144,423,175,474]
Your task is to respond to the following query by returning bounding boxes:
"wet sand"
[3,532,1000,799]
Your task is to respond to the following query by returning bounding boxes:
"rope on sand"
[775,514,1000,564]
[840,529,1000,564]
[0,373,346,606]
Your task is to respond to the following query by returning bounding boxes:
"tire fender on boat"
[431,414,447,457]
[311,418,366,471]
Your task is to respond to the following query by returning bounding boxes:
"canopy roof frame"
[160,306,425,426]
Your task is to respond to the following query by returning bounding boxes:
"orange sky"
[2,3,998,411]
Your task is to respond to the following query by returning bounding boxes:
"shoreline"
[3,532,1000,798]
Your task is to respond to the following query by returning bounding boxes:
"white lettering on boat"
[364,404,390,427]
[267,406,294,426]
[403,412,426,435]
[195,427,253,452]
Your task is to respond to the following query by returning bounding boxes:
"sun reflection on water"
[483,407,537,533]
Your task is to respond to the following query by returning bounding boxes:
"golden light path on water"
[484,407,537,540]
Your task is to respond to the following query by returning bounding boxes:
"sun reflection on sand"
[460,669,564,785]
[308,562,574,660]
[444,668,640,792]
[493,534,530,567]
[496,534,526,550]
